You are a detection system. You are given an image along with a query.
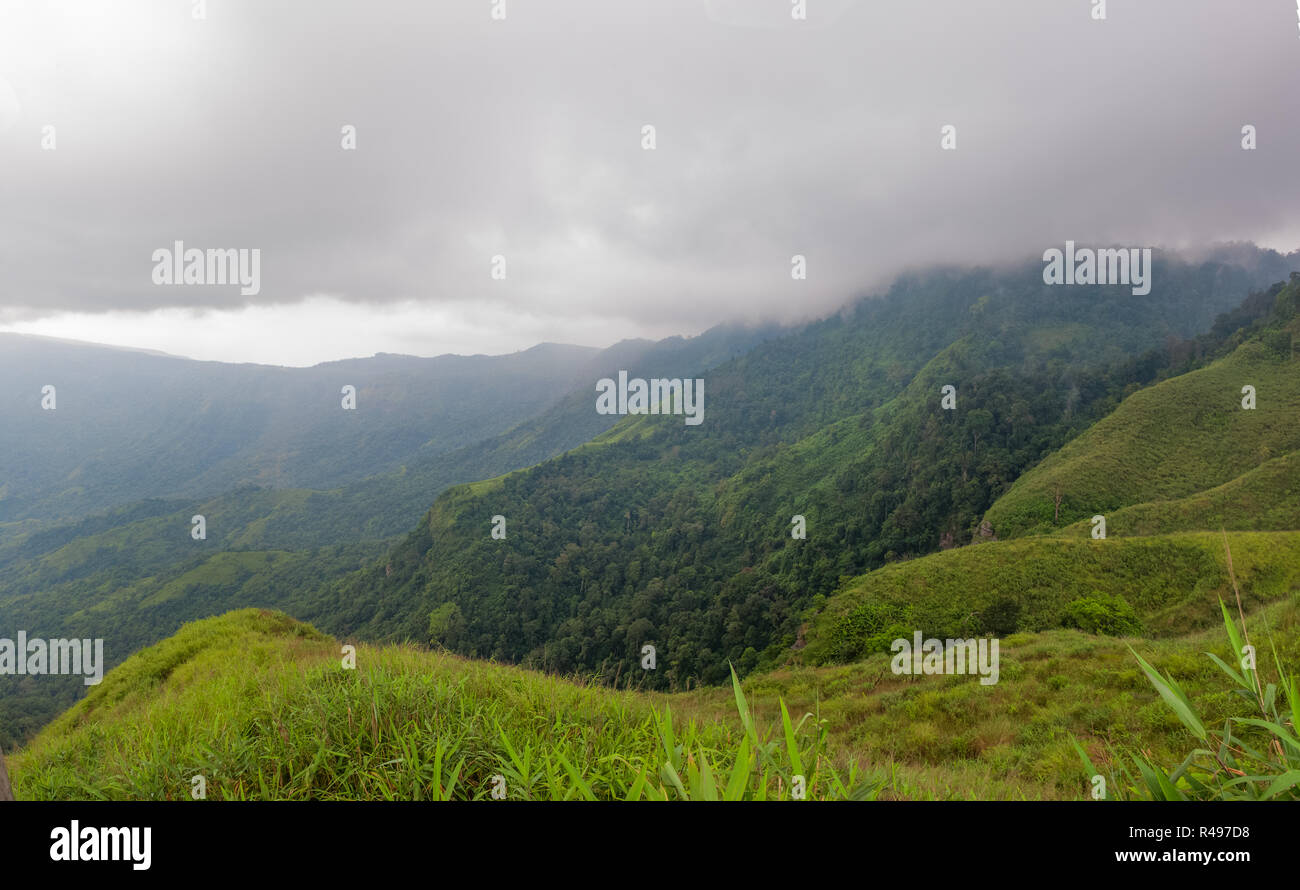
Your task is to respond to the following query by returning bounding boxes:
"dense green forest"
[304,261,1299,690]
[0,323,777,746]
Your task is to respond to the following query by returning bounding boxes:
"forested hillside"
[0,322,777,746]
[806,277,1299,665]
[306,257,1297,690]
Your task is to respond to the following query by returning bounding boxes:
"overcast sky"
[0,0,1297,366]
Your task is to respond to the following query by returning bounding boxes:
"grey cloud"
[0,0,1296,341]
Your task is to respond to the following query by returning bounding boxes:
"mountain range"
[3,242,1299,801]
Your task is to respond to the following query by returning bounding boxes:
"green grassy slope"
[982,298,1299,539]
[744,592,1300,800]
[1055,450,1300,538]
[13,596,1299,801]
[11,610,832,801]
[804,531,1300,665]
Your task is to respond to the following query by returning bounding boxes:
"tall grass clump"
[1073,537,1300,800]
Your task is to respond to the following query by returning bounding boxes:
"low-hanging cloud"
[0,0,1296,363]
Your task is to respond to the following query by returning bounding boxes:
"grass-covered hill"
[11,598,1298,801]
[11,609,835,802]
[1054,451,1299,539]
[804,530,1300,665]
[304,259,1293,690]
[982,283,1300,539]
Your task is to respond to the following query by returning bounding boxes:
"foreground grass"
[1075,539,1300,800]
[790,596,1298,799]
[14,594,1299,801]
[13,610,853,801]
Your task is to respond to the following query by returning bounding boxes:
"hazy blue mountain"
[0,320,782,745]
[0,336,605,526]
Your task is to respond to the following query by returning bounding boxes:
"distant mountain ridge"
[0,334,595,524]
[0,320,783,745]
[0,330,777,527]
